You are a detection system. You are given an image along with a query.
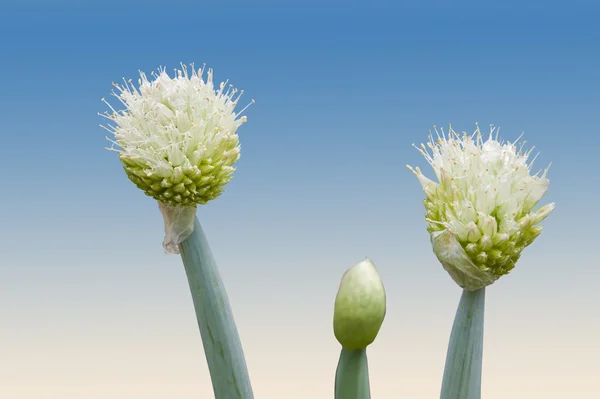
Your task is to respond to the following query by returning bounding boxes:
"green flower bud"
[333,258,386,350]
[408,124,554,290]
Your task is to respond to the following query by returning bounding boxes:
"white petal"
[530,203,555,225]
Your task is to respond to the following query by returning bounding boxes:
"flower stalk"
[179,216,254,399]
[440,288,485,399]
[335,348,371,399]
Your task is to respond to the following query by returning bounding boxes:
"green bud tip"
[333,258,386,350]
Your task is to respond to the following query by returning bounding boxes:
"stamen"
[236,99,255,116]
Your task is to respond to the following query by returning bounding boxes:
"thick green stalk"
[334,348,371,399]
[440,288,485,399]
[179,217,253,399]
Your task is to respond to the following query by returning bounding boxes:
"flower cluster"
[408,124,554,290]
[100,64,252,207]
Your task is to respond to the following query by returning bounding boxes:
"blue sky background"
[1,1,599,398]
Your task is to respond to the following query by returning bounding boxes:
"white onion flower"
[408,124,554,290]
[100,64,252,253]
[101,64,251,207]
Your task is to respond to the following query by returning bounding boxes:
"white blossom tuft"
[408,124,554,290]
[100,63,253,207]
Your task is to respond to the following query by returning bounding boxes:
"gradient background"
[1,1,599,398]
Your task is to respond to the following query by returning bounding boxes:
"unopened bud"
[333,258,386,350]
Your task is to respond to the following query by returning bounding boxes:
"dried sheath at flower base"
[101,64,254,399]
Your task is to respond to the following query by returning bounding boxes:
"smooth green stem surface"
[440,288,485,399]
[334,348,371,399]
[179,217,253,399]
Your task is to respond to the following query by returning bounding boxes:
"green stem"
[179,217,254,399]
[334,348,371,399]
[440,287,485,399]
